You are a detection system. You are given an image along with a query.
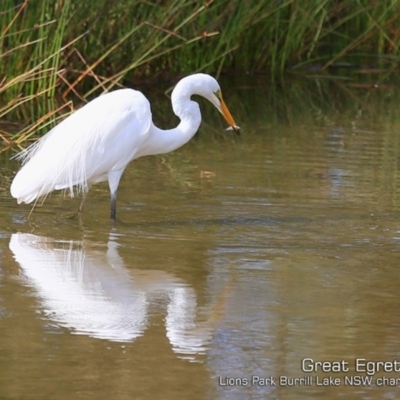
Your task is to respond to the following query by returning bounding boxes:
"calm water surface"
[1,75,400,399]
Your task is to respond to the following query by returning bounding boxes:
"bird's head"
[175,74,240,134]
[199,75,240,135]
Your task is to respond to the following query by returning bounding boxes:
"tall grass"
[1,0,400,146]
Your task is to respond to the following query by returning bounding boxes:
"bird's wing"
[11,89,152,204]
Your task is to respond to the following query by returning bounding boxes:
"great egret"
[11,73,239,219]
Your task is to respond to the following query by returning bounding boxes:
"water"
[1,74,400,399]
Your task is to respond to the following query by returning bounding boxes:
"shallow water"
[1,74,400,399]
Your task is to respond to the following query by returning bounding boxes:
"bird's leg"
[110,192,117,220]
[78,191,88,215]
[67,190,89,219]
[108,169,124,221]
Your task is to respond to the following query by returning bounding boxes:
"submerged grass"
[1,0,400,145]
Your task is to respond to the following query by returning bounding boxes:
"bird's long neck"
[139,91,202,157]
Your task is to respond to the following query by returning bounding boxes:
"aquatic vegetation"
[1,0,400,144]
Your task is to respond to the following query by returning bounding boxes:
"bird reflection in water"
[9,233,213,361]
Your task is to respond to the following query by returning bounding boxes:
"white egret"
[10,73,239,219]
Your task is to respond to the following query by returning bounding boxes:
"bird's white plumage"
[11,89,151,203]
[10,74,238,218]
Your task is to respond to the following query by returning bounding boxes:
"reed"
[1,0,400,145]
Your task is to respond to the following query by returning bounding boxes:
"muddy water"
[1,75,400,399]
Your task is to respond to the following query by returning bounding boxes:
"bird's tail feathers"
[11,144,89,204]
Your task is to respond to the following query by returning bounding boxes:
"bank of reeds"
[1,0,400,146]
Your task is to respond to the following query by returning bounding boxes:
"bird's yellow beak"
[219,96,240,135]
